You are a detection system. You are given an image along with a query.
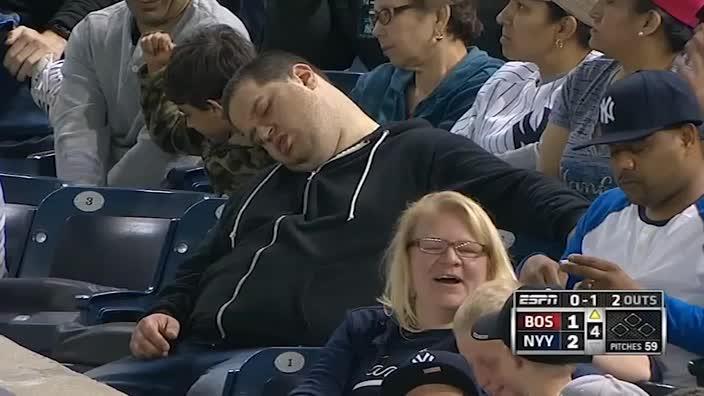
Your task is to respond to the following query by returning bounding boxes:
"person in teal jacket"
[350,0,503,130]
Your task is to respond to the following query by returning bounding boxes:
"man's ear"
[292,63,319,90]
[207,99,224,113]
[680,123,702,149]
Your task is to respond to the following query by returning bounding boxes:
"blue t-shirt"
[290,306,456,396]
[550,56,620,201]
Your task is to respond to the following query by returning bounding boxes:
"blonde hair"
[378,191,516,331]
[453,278,520,339]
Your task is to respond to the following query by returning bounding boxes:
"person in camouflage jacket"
[139,24,273,196]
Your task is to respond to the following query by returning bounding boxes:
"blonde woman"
[291,191,515,396]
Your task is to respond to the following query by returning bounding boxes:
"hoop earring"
[435,33,445,41]
[638,31,645,37]
[555,39,564,49]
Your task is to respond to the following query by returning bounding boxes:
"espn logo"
[518,293,559,306]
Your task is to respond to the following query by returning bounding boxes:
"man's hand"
[518,254,567,287]
[3,27,66,81]
[140,32,174,75]
[130,313,181,359]
[683,24,704,112]
[560,254,641,290]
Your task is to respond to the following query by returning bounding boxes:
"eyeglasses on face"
[408,238,485,258]
[372,4,415,26]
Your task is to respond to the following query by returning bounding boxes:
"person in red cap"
[681,5,704,111]
[537,0,700,201]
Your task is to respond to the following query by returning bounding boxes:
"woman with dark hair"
[451,0,600,170]
[538,0,700,200]
[349,0,504,129]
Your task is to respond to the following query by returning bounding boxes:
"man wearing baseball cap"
[380,350,481,396]
[520,70,704,386]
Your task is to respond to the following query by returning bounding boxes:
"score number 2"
[566,334,580,349]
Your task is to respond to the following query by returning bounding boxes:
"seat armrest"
[0,277,118,312]
[689,358,704,386]
[26,150,55,160]
[26,150,56,177]
[52,322,135,366]
[77,290,154,325]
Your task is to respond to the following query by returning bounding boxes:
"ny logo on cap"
[412,352,436,364]
[600,96,615,124]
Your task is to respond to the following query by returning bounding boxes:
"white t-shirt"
[450,51,601,169]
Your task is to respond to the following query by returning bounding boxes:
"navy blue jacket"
[290,306,475,396]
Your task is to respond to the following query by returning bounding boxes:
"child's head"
[453,279,522,396]
[163,24,255,141]
[453,281,577,396]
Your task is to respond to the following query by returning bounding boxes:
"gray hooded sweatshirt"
[51,0,249,188]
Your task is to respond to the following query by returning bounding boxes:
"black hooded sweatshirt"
[150,119,588,347]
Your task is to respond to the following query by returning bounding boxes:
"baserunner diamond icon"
[638,323,656,337]
[612,323,629,337]
[625,313,642,327]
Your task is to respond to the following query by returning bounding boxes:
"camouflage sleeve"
[138,66,205,157]
[204,135,276,197]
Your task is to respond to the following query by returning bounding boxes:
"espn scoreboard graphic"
[511,290,665,356]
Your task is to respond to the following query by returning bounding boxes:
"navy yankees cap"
[471,285,593,365]
[381,350,480,396]
[573,70,703,150]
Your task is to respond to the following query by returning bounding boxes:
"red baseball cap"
[651,0,704,28]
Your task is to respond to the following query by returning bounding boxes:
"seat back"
[224,347,322,396]
[325,71,363,95]
[16,187,205,289]
[78,197,227,324]
[4,203,34,275]
[0,174,65,275]
[156,197,227,288]
[0,173,64,206]
[164,166,211,193]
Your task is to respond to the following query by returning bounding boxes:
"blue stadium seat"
[325,71,363,95]
[222,347,322,396]
[164,166,213,193]
[0,174,65,277]
[48,198,227,367]
[77,197,228,325]
[0,187,205,355]
[0,173,65,206]
[0,150,56,177]
[11,186,204,285]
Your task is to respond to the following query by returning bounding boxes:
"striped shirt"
[450,52,600,169]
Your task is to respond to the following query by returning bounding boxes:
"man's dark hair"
[635,0,693,53]
[546,2,592,49]
[163,24,255,109]
[221,50,326,123]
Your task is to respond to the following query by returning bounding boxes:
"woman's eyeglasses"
[372,4,415,26]
[409,238,485,259]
